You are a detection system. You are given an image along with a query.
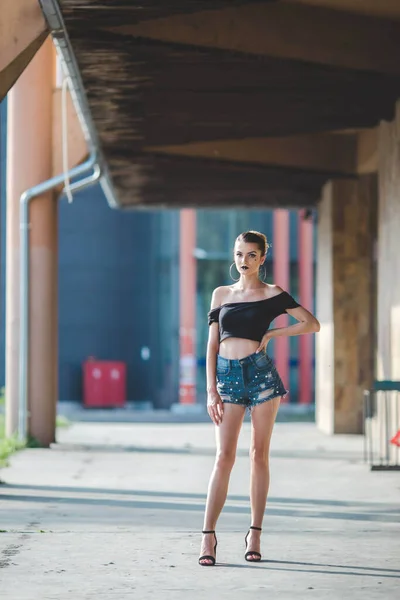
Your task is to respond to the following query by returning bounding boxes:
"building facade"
[0,105,316,409]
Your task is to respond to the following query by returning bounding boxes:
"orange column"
[298,210,314,404]
[179,209,197,404]
[273,209,290,402]
[5,37,56,442]
[29,40,57,445]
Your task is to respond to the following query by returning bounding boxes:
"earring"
[259,264,267,282]
[229,262,240,281]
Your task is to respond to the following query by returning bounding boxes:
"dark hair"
[235,230,269,257]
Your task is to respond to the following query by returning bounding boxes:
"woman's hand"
[207,389,224,426]
[256,331,272,354]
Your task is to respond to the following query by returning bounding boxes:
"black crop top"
[208,291,300,343]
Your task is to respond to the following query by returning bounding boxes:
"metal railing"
[364,381,400,471]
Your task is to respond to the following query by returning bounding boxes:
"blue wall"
[58,185,159,404]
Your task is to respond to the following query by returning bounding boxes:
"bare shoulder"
[265,284,285,299]
[210,285,231,309]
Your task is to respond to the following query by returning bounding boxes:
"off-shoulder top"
[208,291,300,343]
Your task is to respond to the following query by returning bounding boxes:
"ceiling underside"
[58,0,400,208]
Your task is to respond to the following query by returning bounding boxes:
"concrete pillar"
[179,209,197,404]
[273,209,290,401]
[298,210,314,404]
[316,176,377,434]
[377,102,400,381]
[5,38,56,444]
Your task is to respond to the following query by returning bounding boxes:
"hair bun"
[236,230,269,256]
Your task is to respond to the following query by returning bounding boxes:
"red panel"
[298,210,314,404]
[179,209,197,404]
[273,209,290,402]
[83,359,126,407]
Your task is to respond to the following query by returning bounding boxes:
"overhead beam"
[107,152,331,208]
[0,31,48,102]
[0,0,48,100]
[285,0,400,20]
[145,130,377,176]
[104,2,400,75]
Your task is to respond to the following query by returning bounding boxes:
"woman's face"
[234,241,265,277]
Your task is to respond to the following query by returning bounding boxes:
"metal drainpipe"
[16,0,121,440]
[18,155,101,441]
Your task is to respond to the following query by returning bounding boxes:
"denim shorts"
[216,350,287,411]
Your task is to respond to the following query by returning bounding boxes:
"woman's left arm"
[256,306,320,353]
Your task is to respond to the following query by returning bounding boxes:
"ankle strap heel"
[199,530,218,566]
[244,526,262,562]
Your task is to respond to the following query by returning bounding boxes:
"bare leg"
[246,396,280,560]
[199,403,246,565]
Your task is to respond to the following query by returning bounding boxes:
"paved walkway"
[0,421,399,600]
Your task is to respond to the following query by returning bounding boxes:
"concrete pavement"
[0,421,399,599]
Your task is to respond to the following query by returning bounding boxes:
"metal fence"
[364,381,400,471]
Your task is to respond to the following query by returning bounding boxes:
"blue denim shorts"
[216,350,287,411]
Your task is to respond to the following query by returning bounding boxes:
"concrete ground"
[0,421,399,600]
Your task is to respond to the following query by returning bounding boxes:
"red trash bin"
[83,358,126,407]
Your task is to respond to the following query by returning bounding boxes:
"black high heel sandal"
[198,530,217,566]
[244,526,262,562]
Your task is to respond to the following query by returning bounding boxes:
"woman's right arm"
[206,287,224,426]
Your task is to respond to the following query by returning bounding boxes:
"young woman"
[199,230,320,566]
